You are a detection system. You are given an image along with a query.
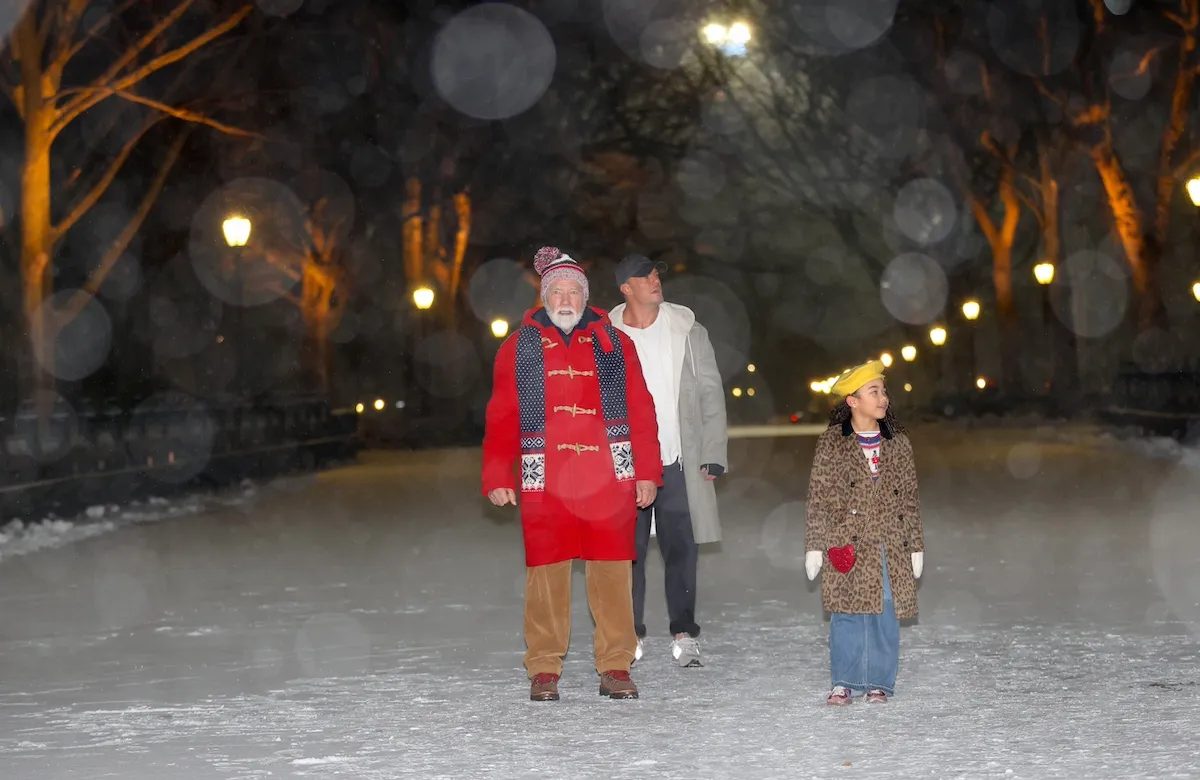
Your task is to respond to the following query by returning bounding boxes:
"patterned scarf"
[514,323,635,494]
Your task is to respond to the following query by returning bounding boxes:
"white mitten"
[805,550,823,581]
[912,551,924,579]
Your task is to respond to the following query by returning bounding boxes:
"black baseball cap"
[615,254,667,286]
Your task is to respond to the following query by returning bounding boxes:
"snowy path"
[1,425,1198,779]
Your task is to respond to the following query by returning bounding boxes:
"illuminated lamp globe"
[223,216,251,247]
[412,287,435,310]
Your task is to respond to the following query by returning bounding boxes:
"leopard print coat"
[803,420,924,619]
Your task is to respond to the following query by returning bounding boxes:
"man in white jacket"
[610,254,729,668]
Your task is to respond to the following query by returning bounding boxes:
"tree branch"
[113,90,259,137]
[52,0,144,74]
[48,0,92,78]
[59,0,198,112]
[262,250,304,284]
[52,4,252,136]
[51,118,164,242]
[60,128,192,322]
[1013,183,1045,229]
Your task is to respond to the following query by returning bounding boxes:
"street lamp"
[732,387,743,397]
[1187,176,1200,207]
[491,318,509,338]
[961,300,981,321]
[222,215,251,247]
[929,326,947,346]
[1192,282,1200,302]
[879,352,893,368]
[412,286,435,310]
[976,377,987,390]
[901,345,917,362]
[703,23,726,43]
[1034,262,1055,285]
[702,20,751,54]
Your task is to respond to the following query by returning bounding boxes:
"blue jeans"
[829,544,900,695]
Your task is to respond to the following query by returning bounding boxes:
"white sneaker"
[669,635,702,667]
[633,637,644,663]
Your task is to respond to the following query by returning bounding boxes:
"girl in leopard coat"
[803,359,925,705]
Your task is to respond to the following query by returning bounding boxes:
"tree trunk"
[448,190,471,327]
[1154,0,1198,247]
[20,134,52,397]
[402,177,423,286]
[301,304,329,396]
[967,164,1022,395]
[15,8,54,403]
[1091,139,1166,331]
[1038,147,1080,401]
[300,263,336,396]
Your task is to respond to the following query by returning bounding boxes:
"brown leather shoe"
[598,669,638,699]
[530,673,560,701]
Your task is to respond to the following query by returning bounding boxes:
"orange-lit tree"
[1032,0,1199,331]
[1,0,252,399]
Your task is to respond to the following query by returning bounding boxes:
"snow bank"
[0,480,258,563]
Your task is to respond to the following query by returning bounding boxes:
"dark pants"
[633,459,700,638]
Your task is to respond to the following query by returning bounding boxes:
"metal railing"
[0,396,358,520]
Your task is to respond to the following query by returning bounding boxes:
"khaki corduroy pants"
[523,559,637,677]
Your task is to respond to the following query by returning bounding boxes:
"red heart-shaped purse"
[827,544,856,573]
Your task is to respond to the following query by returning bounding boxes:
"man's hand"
[635,480,657,508]
[700,464,724,481]
[488,488,517,506]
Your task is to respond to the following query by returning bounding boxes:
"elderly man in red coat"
[483,246,662,702]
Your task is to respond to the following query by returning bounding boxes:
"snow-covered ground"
[1,425,1198,779]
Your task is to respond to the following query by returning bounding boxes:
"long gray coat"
[610,302,728,543]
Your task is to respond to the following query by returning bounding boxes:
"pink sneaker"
[865,689,888,703]
[826,685,853,705]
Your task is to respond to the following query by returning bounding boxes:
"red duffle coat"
[482,306,663,567]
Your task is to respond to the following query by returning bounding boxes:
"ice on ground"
[1,427,1198,779]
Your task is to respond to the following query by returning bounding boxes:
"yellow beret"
[830,359,886,397]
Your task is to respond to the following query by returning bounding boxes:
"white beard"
[549,307,582,331]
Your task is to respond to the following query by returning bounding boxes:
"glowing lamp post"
[879,352,893,368]
[1187,176,1200,207]
[929,326,947,346]
[1034,262,1055,285]
[901,345,917,362]
[961,300,980,321]
[491,318,509,338]
[1193,282,1200,302]
[222,216,251,247]
[703,20,751,55]
[976,377,987,390]
[412,286,435,310]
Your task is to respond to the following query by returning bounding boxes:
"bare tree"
[1033,0,1199,332]
[1,0,253,398]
